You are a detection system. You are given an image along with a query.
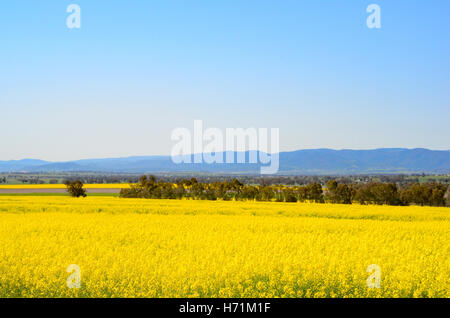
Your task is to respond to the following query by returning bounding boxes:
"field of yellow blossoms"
[0,184,131,189]
[0,196,448,298]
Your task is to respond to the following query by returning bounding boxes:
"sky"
[0,0,449,161]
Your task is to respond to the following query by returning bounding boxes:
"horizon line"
[1,147,450,163]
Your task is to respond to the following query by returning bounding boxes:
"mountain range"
[0,148,449,175]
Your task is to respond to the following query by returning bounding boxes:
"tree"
[65,180,87,198]
[117,174,447,207]
[325,180,338,203]
[354,184,372,205]
[296,186,308,202]
[401,182,447,207]
[241,185,258,201]
[326,180,338,192]
[430,184,447,206]
[335,184,352,204]
[307,183,324,203]
[256,186,275,202]
[400,183,430,206]
[284,188,298,202]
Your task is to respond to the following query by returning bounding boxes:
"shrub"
[65,180,87,198]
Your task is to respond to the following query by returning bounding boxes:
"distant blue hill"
[0,148,449,175]
[0,159,49,172]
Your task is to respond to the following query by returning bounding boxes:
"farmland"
[0,196,448,298]
[0,184,130,189]
[0,184,129,196]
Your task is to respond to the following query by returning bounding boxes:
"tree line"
[4,172,449,187]
[119,175,449,207]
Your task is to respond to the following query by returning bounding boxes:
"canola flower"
[0,196,448,298]
[0,184,131,189]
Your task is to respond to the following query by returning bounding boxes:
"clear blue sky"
[1,0,449,161]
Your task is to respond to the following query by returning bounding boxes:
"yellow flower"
[0,196,448,298]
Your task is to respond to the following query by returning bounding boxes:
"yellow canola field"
[0,196,448,298]
[0,184,131,189]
